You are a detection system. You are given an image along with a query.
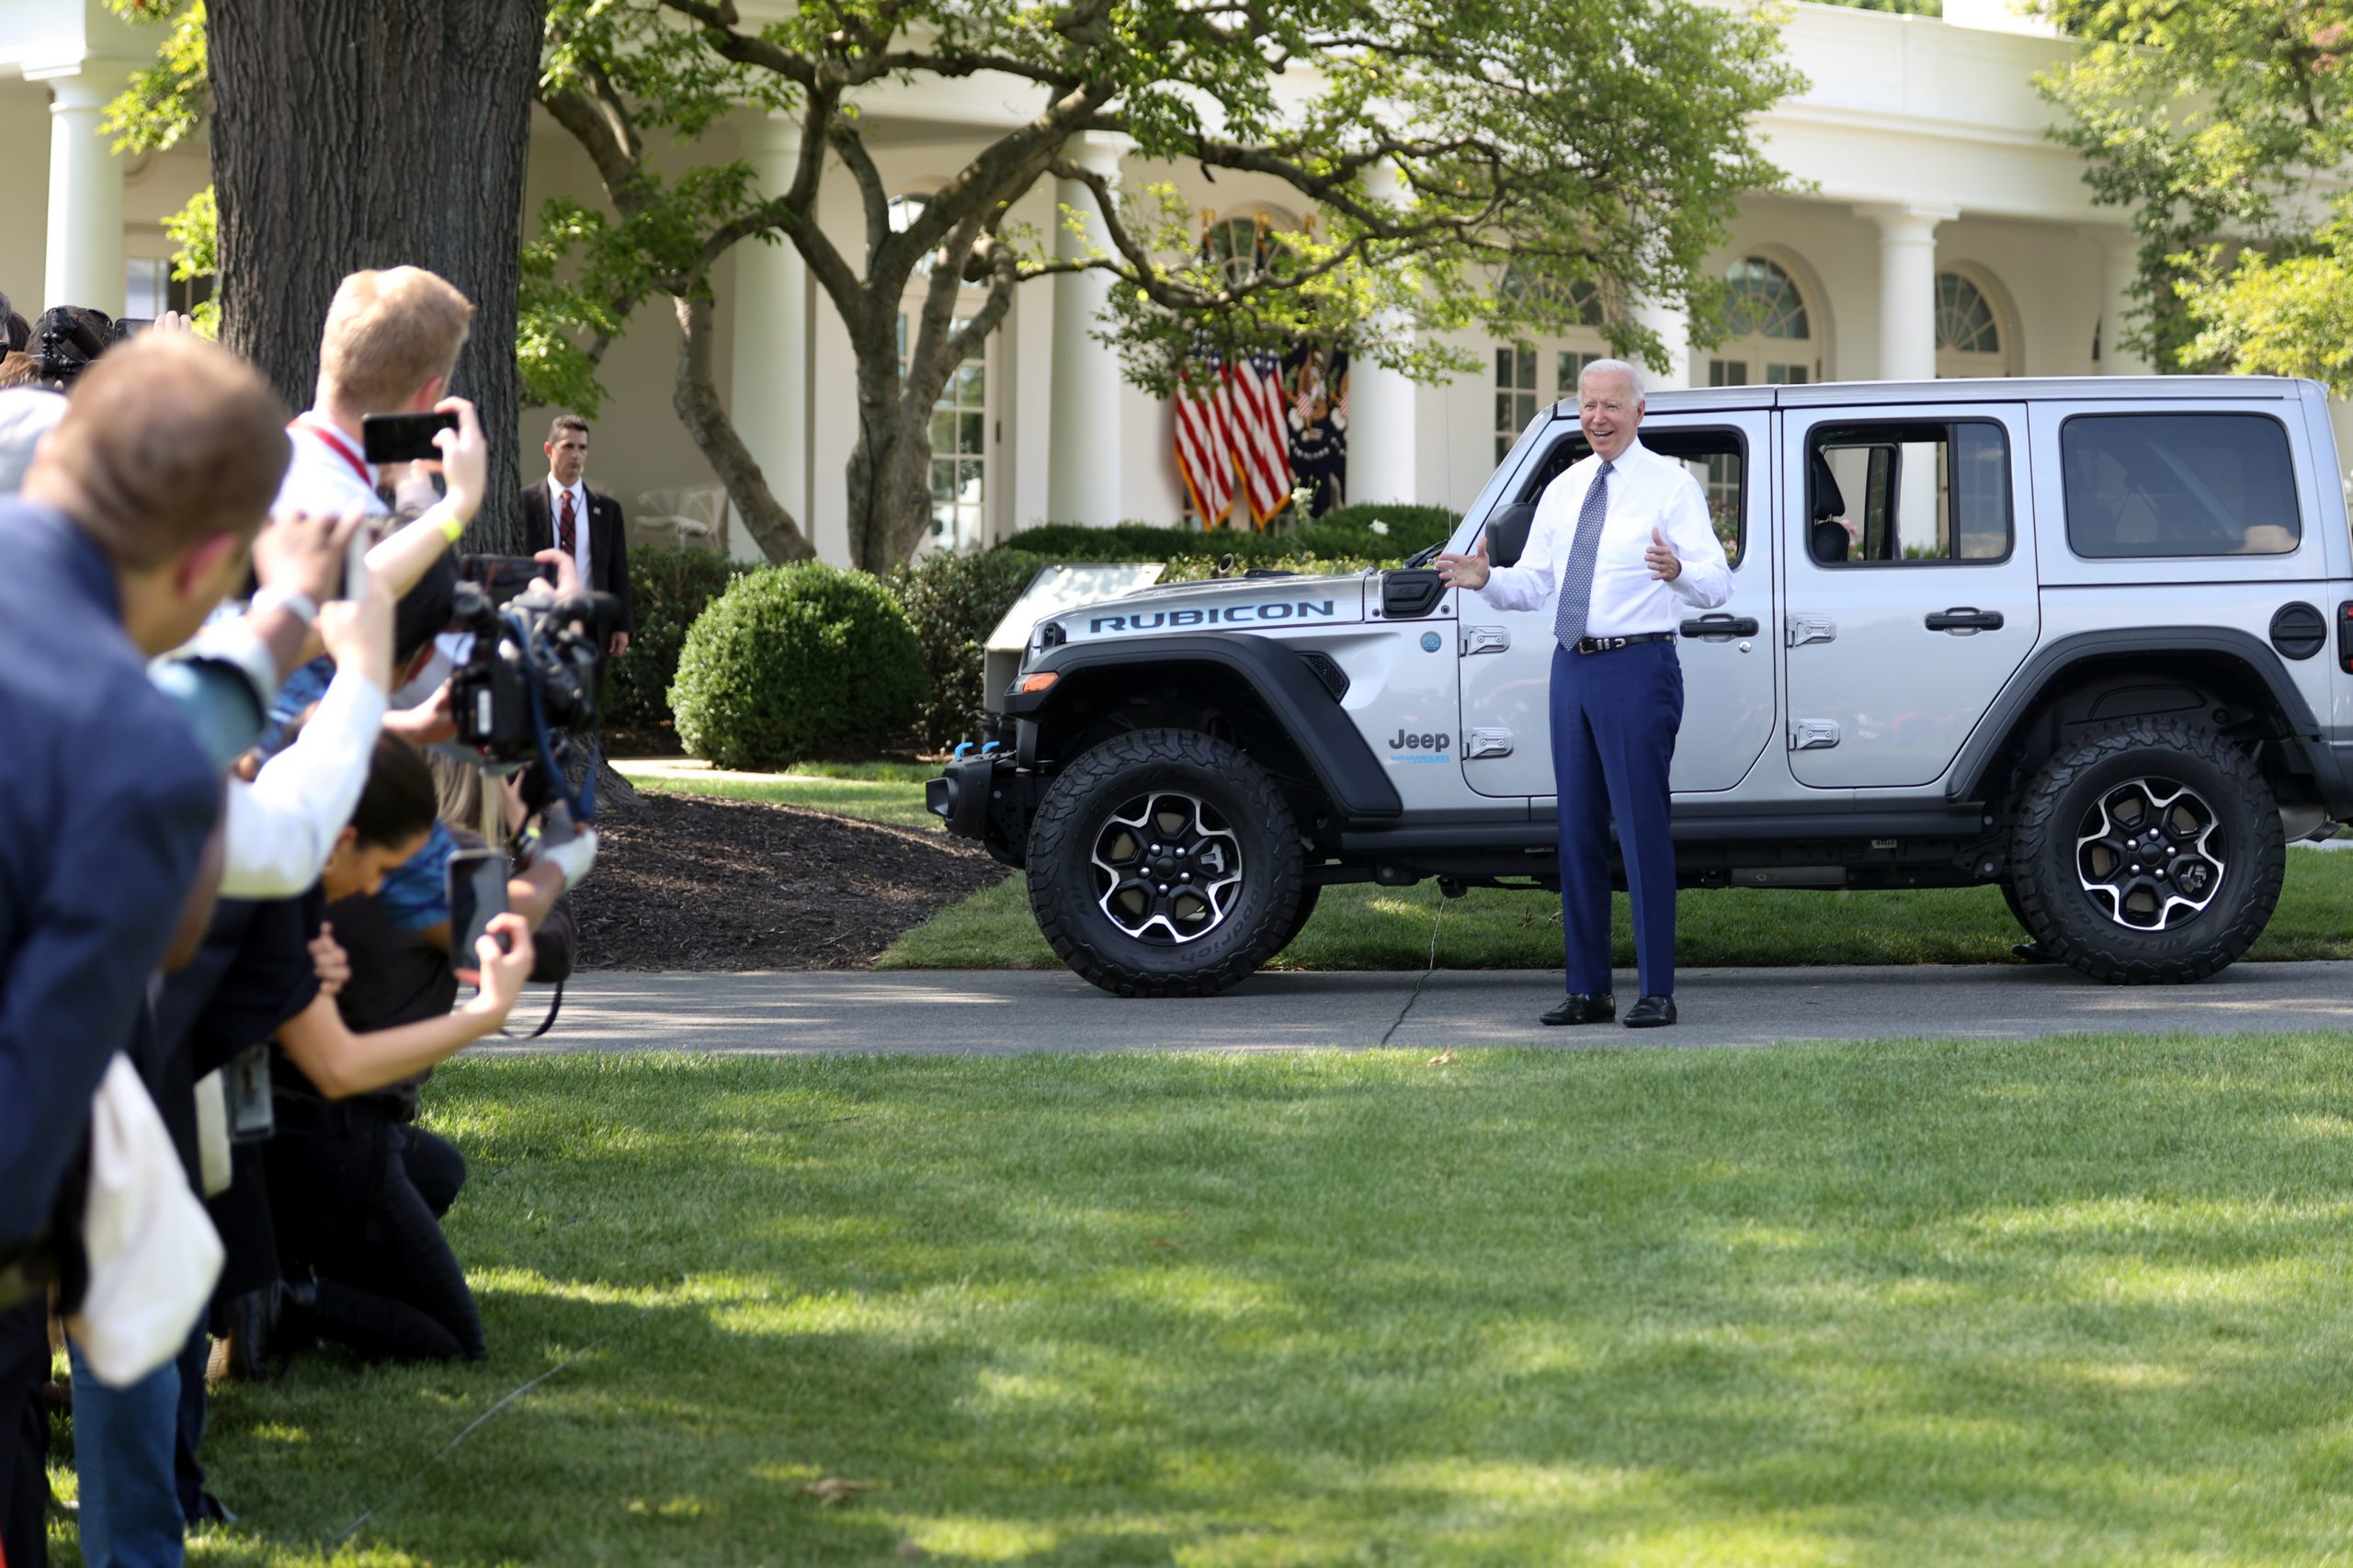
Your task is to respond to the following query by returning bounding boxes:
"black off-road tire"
[2009,718,2283,983]
[1027,728,1304,996]
[1273,883,1323,959]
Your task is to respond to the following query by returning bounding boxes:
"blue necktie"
[1552,460,1614,648]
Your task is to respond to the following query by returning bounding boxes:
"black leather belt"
[1571,631,1676,655]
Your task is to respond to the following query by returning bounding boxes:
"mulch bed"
[571,790,1007,971]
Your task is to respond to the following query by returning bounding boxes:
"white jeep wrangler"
[931,377,2353,996]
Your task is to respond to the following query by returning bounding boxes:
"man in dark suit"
[516,415,633,657]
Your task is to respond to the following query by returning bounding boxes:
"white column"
[728,116,810,563]
[30,60,136,318]
[1857,203,1955,383]
[1633,294,1692,392]
[2096,230,2153,375]
[1048,134,1123,527]
[1347,163,1418,505]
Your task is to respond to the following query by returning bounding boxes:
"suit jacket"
[516,481,634,634]
[0,501,220,1248]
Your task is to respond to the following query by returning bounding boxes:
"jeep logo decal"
[1088,600,1337,633]
[1388,730,1451,757]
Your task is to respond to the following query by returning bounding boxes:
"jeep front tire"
[2008,719,2284,983]
[1028,728,1305,997]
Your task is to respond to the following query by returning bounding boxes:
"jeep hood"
[1053,571,1371,645]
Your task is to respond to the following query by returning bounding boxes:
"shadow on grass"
[141,1043,2353,1565]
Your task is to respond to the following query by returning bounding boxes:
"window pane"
[124,259,168,320]
[932,409,957,452]
[2062,414,2301,558]
[1516,347,1536,392]
[1808,421,2011,566]
[959,411,984,456]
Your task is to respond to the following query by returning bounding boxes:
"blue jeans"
[66,1339,184,1568]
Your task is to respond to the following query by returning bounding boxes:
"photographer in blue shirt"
[0,334,294,1568]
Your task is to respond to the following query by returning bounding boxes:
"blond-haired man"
[280,267,489,597]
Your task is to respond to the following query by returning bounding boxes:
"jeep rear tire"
[2008,719,2283,983]
[1028,728,1305,997]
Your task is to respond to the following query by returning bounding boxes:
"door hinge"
[1465,728,1514,759]
[1787,614,1836,649]
[1790,719,1841,750]
[1461,626,1510,656]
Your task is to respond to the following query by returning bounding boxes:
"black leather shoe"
[1622,994,1677,1028]
[1540,993,1615,1027]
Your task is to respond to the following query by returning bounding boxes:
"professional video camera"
[27,306,149,386]
[444,570,624,774]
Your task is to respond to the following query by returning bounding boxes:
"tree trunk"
[210,0,545,552]
[844,335,934,571]
[671,292,815,563]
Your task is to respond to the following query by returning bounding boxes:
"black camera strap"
[501,983,563,1041]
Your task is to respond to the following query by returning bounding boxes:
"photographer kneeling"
[256,734,536,1364]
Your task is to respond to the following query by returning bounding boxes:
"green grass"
[884,849,2353,970]
[609,767,2353,970]
[621,767,941,832]
[54,1041,2353,1564]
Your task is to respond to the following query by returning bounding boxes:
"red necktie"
[558,489,577,556]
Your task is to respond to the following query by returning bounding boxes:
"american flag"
[1224,347,1294,526]
[1174,327,1236,528]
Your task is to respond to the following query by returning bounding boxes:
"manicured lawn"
[615,761,941,832]
[884,849,2353,971]
[614,767,2353,970]
[56,1041,2353,1564]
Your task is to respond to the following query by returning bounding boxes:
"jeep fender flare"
[1006,633,1404,822]
[1945,627,2329,808]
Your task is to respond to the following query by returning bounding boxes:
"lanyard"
[292,416,370,485]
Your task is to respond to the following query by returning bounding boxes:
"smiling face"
[1578,366,1644,464]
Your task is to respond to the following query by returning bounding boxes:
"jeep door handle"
[1926,607,2004,632]
[1680,615,1759,639]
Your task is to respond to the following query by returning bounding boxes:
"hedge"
[999,503,1458,569]
[670,562,926,769]
[605,545,750,732]
[892,548,1051,752]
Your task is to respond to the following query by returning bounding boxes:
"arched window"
[1935,269,2009,379]
[1708,256,1818,388]
[1493,264,1609,462]
[1203,210,1297,287]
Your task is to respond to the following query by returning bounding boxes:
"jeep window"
[1517,427,1746,567]
[2061,414,2300,558]
[1806,420,2011,565]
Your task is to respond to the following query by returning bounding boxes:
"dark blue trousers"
[1550,640,1682,998]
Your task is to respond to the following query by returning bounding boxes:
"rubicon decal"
[1088,600,1337,633]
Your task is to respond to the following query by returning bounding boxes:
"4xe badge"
[1389,729,1451,763]
[1420,631,1442,653]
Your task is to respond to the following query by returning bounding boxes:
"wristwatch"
[250,584,321,630]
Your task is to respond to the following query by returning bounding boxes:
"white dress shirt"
[217,664,390,899]
[278,415,387,517]
[1480,438,1731,636]
[548,476,592,585]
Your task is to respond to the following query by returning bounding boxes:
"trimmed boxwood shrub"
[670,563,926,769]
[892,548,1051,753]
[998,505,1459,569]
[605,546,751,732]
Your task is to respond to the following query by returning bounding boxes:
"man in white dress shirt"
[1438,358,1730,1028]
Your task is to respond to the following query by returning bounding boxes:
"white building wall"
[5,0,2348,560]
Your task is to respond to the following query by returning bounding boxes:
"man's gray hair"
[1579,357,1646,402]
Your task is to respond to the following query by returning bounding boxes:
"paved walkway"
[484,961,2353,1057]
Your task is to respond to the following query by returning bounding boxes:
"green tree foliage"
[670,562,926,768]
[2038,0,2353,377]
[531,0,1801,570]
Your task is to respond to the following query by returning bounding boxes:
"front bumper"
[926,752,1036,869]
